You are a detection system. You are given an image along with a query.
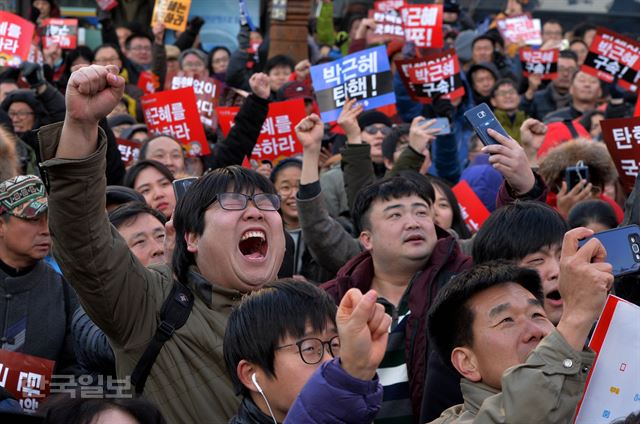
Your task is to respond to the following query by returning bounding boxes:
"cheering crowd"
[0,0,640,423]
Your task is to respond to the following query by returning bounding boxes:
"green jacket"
[40,123,241,423]
[494,110,527,143]
[429,330,595,424]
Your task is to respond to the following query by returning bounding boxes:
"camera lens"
[633,244,640,254]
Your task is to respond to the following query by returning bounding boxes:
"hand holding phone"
[565,161,589,192]
[463,103,510,147]
[578,225,640,277]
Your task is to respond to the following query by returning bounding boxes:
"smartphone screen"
[463,103,510,146]
[578,225,640,277]
[173,177,198,202]
[426,117,451,135]
[565,166,589,191]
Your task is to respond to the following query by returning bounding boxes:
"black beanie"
[357,110,392,130]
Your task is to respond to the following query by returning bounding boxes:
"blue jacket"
[285,358,383,423]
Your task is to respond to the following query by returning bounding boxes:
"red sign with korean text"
[520,48,559,80]
[96,0,118,11]
[496,14,542,45]
[116,138,141,167]
[367,9,404,44]
[600,116,640,192]
[400,4,443,49]
[138,71,160,95]
[171,74,223,129]
[452,180,490,233]
[0,12,36,67]
[42,18,78,50]
[582,27,640,92]
[217,99,306,164]
[141,87,210,157]
[396,50,465,104]
[374,0,405,12]
[0,349,54,413]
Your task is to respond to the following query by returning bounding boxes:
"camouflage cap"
[0,175,48,219]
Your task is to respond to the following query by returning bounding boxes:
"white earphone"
[251,372,264,393]
[251,373,277,424]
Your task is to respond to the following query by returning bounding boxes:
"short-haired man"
[472,201,569,325]
[108,202,166,267]
[40,65,283,422]
[264,54,295,93]
[521,50,579,121]
[543,70,602,123]
[467,62,499,105]
[225,279,388,423]
[139,135,185,176]
[0,175,79,374]
[428,228,613,423]
[322,174,472,423]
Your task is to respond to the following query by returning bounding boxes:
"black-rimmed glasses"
[208,192,280,211]
[276,336,341,365]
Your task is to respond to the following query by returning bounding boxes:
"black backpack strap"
[131,281,194,395]
[563,119,579,139]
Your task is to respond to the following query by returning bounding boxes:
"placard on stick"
[0,12,35,67]
[152,0,191,32]
[396,49,465,104]
[217,99,307,165]
[42,18,78,50]
[310,45,395,123]
[400,4,443,49]
[141,87,209,157]
[582,27,640,92]
[496,14,542,45]
[520,48,558,80]
[600,116,640,192]
[0,350,54,414]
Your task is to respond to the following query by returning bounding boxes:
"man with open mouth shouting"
[38,64,283,423]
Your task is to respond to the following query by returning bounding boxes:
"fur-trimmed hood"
[538,140,618,192]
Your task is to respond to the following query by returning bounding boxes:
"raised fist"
[65,65,125,125]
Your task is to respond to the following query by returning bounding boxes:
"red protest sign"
[42,18,78,50]
[171,74,223,129]
[216,106,239,137]
[452,180,490,233]
[400,4,443,49]
[582,27,640,92]
[396,49,465,104]
[141,87,210,157]
[374,0,405,12]
[520,48,559,80]
[217,100,306,164]
[138,71,160,95]
[496,14,541,45]
[0,350,55,413]
[97,0,118,11]
[0,12,36,67]
[600,116,640,192]
[367,9,404,44]
[116,138,141,167]
[635,96,640,117]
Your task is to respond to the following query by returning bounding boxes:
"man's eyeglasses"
[277,336,341,365]
[208,192,280,211]
[363,125,392,136]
